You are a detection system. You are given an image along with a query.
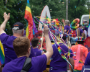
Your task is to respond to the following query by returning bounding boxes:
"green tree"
[48,0,66,21]
[68,0,88,22]
[0,0,27,35]
[0,0,66,34]
[31,0,66,24]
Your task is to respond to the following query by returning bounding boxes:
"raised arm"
[0,12,10,35]
[43,25,53,63]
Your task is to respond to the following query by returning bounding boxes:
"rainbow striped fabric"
[0,41,5,64]
[24,0,33,41]
[79,60,83,63]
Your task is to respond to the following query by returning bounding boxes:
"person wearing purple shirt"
[49,43,74,72]
[82,52,90,72]
[79,28,83,36]
[0,33,17,64]
[78,25,83,36]
[31,38,44,57]
[64,20,70,34]
[64,25,70,33]
[29,47,35,58]
[85,52,90,65]
[0,12,34,65]
[2,25,53,72]
[85,26,88,32]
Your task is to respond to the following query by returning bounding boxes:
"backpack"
[21,58,32,72]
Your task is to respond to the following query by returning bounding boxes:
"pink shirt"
[71,44,88,70]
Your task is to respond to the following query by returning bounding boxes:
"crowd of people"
[0,12,90,72]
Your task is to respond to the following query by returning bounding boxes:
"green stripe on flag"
[0,46,5,63]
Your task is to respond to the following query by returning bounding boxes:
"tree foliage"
[68,0,88,22]
[0,0,88,34]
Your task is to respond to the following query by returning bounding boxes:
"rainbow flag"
[79,60,83,63]
[24,0,33,41]
[0,41,5,64]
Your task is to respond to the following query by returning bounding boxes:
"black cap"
[12,22,24,30]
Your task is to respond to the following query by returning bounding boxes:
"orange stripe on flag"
[24,10,33,26]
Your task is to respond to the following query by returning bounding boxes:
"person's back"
[0,13,24,64]
[78,28,83,36]
[50,43,73,72]
[2,55,47,72]
[64,20,70,34]
[85,52,90,65]
[31,38,44,57]
[33,48,42,56]
[77,25,83,36]
[2,25,53,72]
[71,44,88,71]
[0,34,17,64]
[0,13,35,64]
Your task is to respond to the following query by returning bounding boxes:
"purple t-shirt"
[85,52,90,65]
[2,54,47,72]
[64,25,70,34]
[85,27,88,32]
[29,47,35,58]
[78,28,83,36]
[0,33,35,64]
[0,33,17,64]
[50,43,73,72]
[33,48,42,57]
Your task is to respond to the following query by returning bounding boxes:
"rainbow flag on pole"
[0,41,5,64]
[24,0,33,41]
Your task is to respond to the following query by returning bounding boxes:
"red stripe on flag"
[24,10,33,41]
[24,10,33,26]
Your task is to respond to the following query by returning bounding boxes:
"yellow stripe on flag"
[26,26,29,38]
[0,41,5,56]
[25,6,31,13]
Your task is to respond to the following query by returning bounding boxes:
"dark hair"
[31,38,39,47]
[51,40,54,43]
[77,41,84,45]
[62,34,67,41]
[13,37,30,56]
[71,44,75,46]
[79,25,82,27]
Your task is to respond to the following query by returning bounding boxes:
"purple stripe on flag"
[33,19,38,34]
